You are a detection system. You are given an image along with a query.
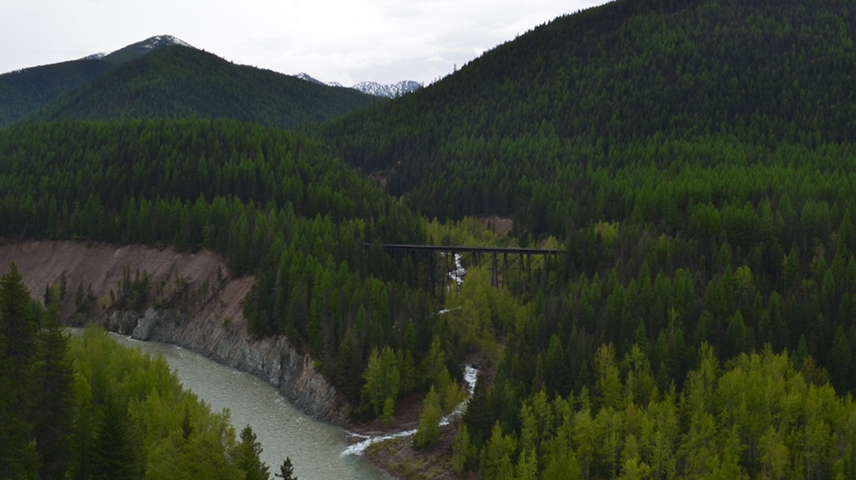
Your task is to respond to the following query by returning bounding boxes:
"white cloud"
[1,0,610,85]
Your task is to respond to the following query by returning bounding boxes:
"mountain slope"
[23,45,384,128]
[0,35,190,126]
[0,59,109,126]
[0,118,429,396]
[317,0,856,233]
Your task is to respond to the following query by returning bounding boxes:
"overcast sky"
[2,0,610,86]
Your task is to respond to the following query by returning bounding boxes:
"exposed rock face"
[125,308,348,424]
[84,307,348,424]
[0,240,348,425]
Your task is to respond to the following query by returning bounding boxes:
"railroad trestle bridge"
[368,244,564,294]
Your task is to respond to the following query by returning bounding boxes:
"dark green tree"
[275,457,297,480]
[31,297,75,479]
[90,396,140,480]
[235,425,270,480]
[0,262,39,479]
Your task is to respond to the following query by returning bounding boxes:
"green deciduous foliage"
[413,386,442,449]
[480,422,517,480]
[455,346,856,479]
[61,326,271,480]
[453,422,478,474]
[360,346,400,421]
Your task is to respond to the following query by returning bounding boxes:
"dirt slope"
[0,240,250,324]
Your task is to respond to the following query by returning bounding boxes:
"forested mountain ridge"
[21,45,384,128]
[7,0,856,477]
[0,118,422,255]
[0,58,110,126]
[0,118,432,478]
[317,0,856,234]
[304,1,856,477]
[0,35,189,126]
[0,118,441,405]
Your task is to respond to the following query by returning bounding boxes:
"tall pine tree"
[0,262,40,478]
[234,425,270,480]
[32,294,75,479]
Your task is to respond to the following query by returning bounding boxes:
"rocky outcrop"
[91,307,349,424]
[0,240,348,426]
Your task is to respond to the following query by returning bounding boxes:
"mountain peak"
[81,52,106,61]
[352,80,421,98]
[293,73,421,98]
[138,35,193,50]
[294,72,325,85]
[101,35,193,65]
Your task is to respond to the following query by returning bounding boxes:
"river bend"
[109,333,387,480]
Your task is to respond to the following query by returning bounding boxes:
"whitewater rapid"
[341,364,478,456]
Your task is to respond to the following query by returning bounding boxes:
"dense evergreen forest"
[0,35,187,127]
[0,118,454,413]
[0,264,277,479]
[0,58,110,126]
[19,45,384,128]
[3,0,856,478]
[317,0,856,233]
[315,0,856,476]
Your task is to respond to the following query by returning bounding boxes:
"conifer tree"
[275,457,297,480]
[0,262,40,479]
[235,425,270,480]
[32,296,75,479]
[90,396,139,480]
[413,386,442,449]
[463,373,492,445]
[453,422,477,473]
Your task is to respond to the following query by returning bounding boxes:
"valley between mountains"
[5,0,856,478]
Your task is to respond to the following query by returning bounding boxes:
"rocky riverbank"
[0,240,349,425]
[74,307,349,424]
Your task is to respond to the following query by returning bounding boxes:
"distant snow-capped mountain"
[77,35,193,63]
[352,80,421,98]
[294,72,325,85]
[141,35,192,49]
[98,35,194,65]
[293,73,421,98]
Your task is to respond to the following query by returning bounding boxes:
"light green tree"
[413,386,442,449]
[453,423,478,473]
[361,346,400,420]
[480,422,517,480]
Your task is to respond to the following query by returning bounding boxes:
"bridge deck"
[367,243,562,292]
[369,244,564,255]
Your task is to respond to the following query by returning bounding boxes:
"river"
[107,333,388,480]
